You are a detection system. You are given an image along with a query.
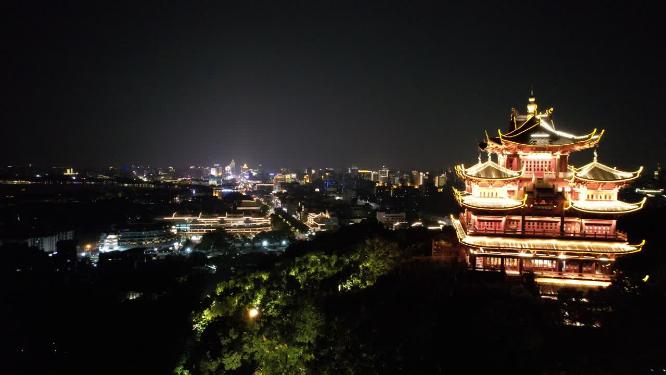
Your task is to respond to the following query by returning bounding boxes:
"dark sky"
[1,0,663,171]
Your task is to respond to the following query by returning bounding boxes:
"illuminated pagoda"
[452,91,645,286]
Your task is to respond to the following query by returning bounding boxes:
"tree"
[196,229,234,254]
[179,235,407,374]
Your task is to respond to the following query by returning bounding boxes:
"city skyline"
[3,2,666,372]
[2,1,663,170]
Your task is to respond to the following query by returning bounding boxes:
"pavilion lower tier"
[452,215,645,286]
[459,212,627,241]
[467,252,612,285]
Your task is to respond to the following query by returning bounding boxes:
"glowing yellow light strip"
[459,236,646,254]
[539,118,596,140]
[498,116,540,138]
[568,197,647,214]
[470,249,617,261]
[534,278,611,287]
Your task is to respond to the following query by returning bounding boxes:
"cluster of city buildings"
[3,97,661,286]
[257,159,513,237]
[352,166,448,190]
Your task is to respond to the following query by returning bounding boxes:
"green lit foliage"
[178,236,404,374]
[340,237,402,291]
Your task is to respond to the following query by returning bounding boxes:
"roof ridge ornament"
[593,148,598,162]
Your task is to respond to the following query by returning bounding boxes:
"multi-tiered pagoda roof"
[449,91,646,285]
[483,99,603,153]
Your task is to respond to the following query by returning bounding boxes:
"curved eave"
[459,239,646,255]
[566,197,647,214]
[497,128,603,148]
[451,216,646,255]
[452,187,526,211]
[454,164,523,182]
[631,239,647,253]
[568,165,643,184]
[483,131,501,149]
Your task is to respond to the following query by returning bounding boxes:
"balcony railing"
[458,214,628,241]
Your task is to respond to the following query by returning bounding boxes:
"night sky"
[1,1,663,171]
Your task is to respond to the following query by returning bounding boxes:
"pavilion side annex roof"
[567,198,647,214]
[455,160,522,181]
[453,188,526,210]
[570,154,643,183]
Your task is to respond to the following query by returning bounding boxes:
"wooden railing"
[458,214,627,241]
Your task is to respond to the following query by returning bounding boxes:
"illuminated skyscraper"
[379,166,390,185]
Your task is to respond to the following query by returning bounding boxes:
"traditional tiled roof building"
[452,91,645,286]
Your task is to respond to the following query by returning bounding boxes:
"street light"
[247,307,260,320]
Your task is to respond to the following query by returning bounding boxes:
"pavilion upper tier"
[482,94,603,154]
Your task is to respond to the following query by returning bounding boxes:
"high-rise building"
[379,166,390,185]
[411,170,425,187]
[434,173,447,188]
[224,159,236,177]
[358,169,378,182]
[452,92,645,286]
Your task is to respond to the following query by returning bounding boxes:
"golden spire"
[527,85,538,115]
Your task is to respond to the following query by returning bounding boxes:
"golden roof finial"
[527,85,537,114]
